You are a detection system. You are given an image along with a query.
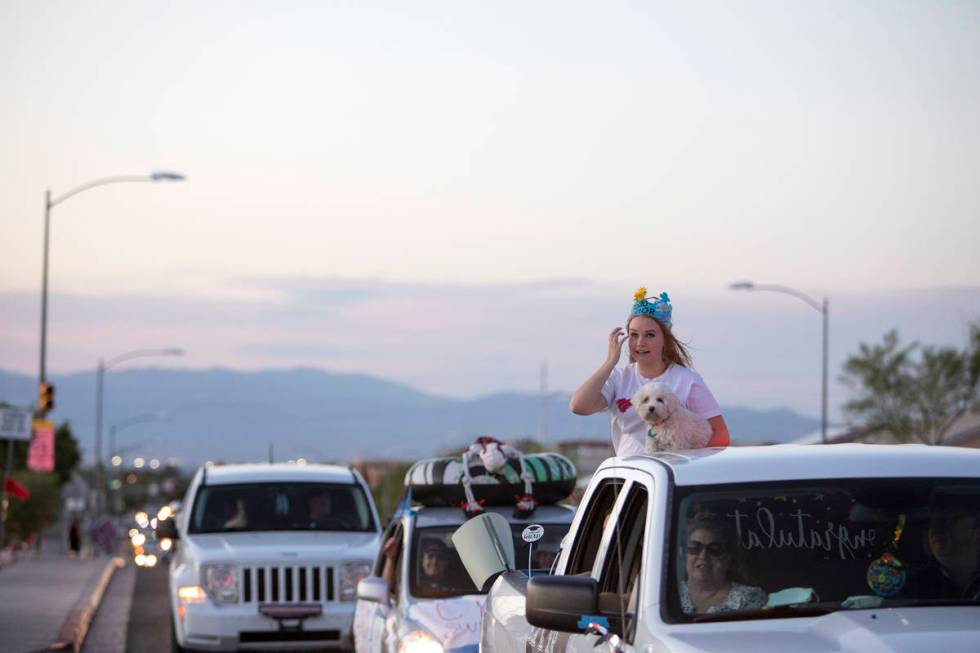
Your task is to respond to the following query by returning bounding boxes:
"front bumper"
[177,600,355,651]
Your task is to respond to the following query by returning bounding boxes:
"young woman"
[570,287,730,456]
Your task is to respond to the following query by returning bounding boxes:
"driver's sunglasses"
[685,540,729,557]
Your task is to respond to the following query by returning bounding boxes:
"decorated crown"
[629,287,672,330]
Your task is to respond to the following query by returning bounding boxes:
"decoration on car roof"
[461,437,537,517]
[403,439,577,516]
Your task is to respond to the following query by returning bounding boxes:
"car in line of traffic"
[161,462,382,652]
[354,447,579,653]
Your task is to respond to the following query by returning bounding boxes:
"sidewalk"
[0,553,117,653]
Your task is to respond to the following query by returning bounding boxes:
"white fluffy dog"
[630,382,712,453]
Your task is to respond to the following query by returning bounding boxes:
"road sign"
[28,419,55,472]
[0,407,33,441]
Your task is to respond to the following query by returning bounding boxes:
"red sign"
[28,419,55,472]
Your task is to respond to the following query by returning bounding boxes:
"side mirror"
[452,513,515,590]
[156,519,179,539]
[357,576,390,605]
[526,575,598,632]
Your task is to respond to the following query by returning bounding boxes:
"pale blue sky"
[2,1,978,419]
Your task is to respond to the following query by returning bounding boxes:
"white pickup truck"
[455,445,980,653]
[163,462,381,652]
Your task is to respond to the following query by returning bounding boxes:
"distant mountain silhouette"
[0,367,819,467]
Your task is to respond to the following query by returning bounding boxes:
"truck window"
[377,521,404,600]
[567,479,624,576]
[409,522,570,599]
[598,485,647,642]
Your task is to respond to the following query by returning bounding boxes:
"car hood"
[404,595,487,653]
[655,606,980,653]
[185,530,380,562]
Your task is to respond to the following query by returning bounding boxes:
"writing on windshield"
[667,479,980,622]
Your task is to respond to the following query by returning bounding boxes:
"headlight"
[177,585,208,604]
[201,563,239,603]
[398,630,444,653]
[339,560,372,601]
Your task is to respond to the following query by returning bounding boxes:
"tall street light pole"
[730,281,829,444]
[95,348,183,515]
[38,172,185,397]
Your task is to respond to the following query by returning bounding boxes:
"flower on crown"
[629,287,672,330]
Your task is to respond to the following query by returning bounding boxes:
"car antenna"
[269,443,274,463]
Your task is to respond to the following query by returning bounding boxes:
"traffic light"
[38,381,55,415]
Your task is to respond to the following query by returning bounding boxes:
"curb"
[50,556,125,652]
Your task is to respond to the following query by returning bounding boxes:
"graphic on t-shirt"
[616,398,632,413]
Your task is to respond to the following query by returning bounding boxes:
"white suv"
[165,463,382,652]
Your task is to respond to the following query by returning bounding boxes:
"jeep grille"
[241,565,335,603]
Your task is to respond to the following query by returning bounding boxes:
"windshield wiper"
[692,604,835,623]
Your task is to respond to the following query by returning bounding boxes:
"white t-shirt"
[601,363,722,457]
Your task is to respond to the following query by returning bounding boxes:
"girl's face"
[628,315,665,366]
[685,528,732,587]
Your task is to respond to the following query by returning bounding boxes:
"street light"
[0,171,183,548]
[109,412,171,463]
[37,171,185,394]
[94,348,183,514]
[108,414,169,514]
[729,281,830,444]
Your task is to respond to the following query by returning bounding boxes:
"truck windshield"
[410,522,569,599]
[666,478,980,622]
[189,482,376,534]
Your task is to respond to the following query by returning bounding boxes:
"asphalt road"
[127,564,173,652]
[84,563,172,653]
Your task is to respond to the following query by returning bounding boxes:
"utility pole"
[538,360,549,442]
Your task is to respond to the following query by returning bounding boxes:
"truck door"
[569,477,649,653]
[528,470,651,653]
[527,473,626,653]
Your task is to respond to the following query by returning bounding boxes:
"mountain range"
[0,367,819,467]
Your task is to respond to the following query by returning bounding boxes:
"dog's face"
[631,382,678,424]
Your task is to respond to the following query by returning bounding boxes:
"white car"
[456,444,980,653]
[164,463,382,652]
[353,504,575,653]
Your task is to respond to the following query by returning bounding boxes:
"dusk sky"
[2,1,978,421]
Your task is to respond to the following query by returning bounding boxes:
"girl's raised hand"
[606,327,627,365]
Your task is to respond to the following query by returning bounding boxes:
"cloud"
[238,342,364,358]
[1,278,978,419]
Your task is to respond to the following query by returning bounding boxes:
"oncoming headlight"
[339,560,372,601]
[201,563,239,603]
[398,630,444,653]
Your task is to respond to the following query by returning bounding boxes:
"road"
[84,563,173,653]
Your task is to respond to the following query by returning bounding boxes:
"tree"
[372,462,413,523]
[5,471,61,543]
[2,420,82,545]
[841,321,980,444]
